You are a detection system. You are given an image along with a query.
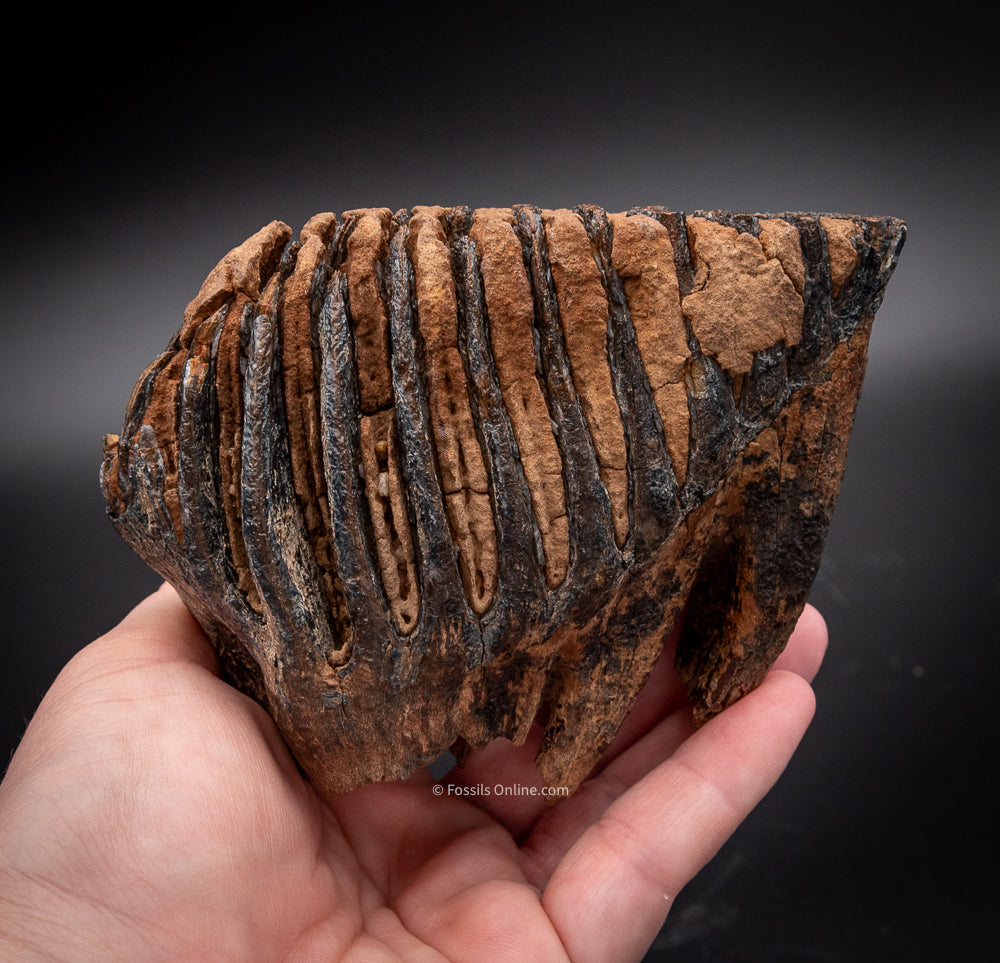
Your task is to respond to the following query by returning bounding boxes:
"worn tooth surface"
[408,207,498,617]
[102,205,906,796]
[469,207,569,589]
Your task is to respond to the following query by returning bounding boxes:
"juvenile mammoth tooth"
[101,205,905,796]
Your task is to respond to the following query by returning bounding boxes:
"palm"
[0,587,825,962]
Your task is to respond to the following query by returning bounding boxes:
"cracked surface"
[345,209,394,414]
[359,409,419,634]
[543,208,629,546]
[683,217,804,373]
[820,217,861,296]
[281,214,340,628]
[408,207,497,615]
[609,212,692,487]
[342,208,421,634]
[470,208,569,588]
[759,217,806,294]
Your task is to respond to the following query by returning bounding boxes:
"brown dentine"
[102,205,906,797]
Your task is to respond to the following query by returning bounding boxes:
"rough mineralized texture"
[102,205,905,795]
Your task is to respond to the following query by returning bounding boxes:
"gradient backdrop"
[3,5,997,960]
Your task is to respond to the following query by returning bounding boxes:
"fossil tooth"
[101,205,905,796]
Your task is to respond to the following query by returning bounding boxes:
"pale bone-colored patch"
[608,212,692,487]
[470,208,569,589]
[344,208,395,413]
[408,206,497,615]
[182,220,293,332]
[819,217,860,297]
[758,218,806,294]
[360,409,420,634]
[682,218,804,374]
[543,208,629,546]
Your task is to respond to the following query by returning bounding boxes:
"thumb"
[78,582,220,678]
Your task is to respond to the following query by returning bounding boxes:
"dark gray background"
[3,4,997,959]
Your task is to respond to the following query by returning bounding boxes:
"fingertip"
[541,658,818,961]
[129,582,197,628]
[760,668,817,735]
[690,667,817,773]
[795,603,829,652]
[109,583,219,674]
[772,603,828,682]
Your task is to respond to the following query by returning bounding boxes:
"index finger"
[540,668,816,962]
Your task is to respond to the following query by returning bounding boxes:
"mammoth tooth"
[101,204,905,796]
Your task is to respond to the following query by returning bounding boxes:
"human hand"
[0,584,825,961]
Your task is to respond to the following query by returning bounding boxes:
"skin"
[0,585,826,961]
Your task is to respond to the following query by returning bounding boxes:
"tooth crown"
[102,205,905,795]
